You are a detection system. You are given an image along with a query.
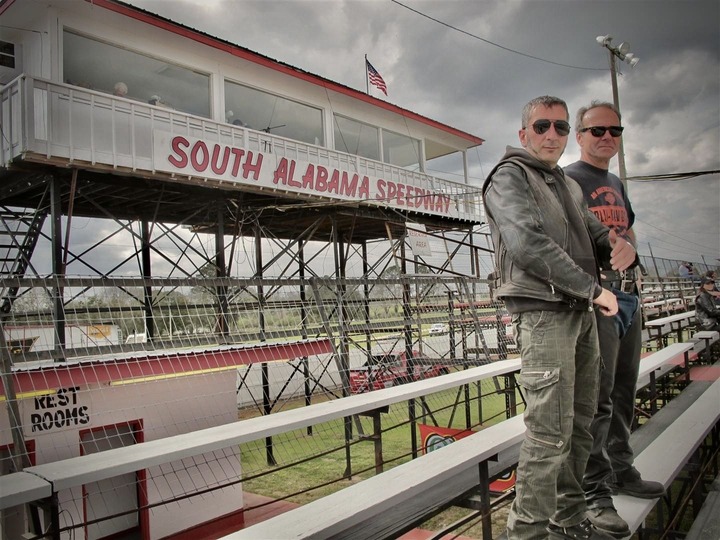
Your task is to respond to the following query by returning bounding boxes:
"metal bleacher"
[226,337,719,539]
[2,331,718,540]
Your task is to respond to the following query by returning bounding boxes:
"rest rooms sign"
[152,131,454,217]
[24,386,91,435]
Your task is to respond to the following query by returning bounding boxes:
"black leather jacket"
[695,289,720,329]
[483,147,613,313]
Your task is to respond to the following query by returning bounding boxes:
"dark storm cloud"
[126,0,719,263]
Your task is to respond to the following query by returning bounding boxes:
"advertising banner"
[418,423,516,493]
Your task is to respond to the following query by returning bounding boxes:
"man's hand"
[609,229,636,271]
[594,287,618,316]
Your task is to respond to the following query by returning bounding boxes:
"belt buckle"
[619,271,635,294]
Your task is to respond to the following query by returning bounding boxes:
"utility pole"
[597,35,639,189]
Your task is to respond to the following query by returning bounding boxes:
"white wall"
[1,371,243,539]
[236,354,344,407]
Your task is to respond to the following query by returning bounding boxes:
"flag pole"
[365,54,369,94]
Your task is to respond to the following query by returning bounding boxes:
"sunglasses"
[528,119,571,136]
[579,125,624,137]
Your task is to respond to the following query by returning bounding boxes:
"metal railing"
[1,75,484,222]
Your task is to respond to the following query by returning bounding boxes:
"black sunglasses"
[528,119,571,136]
[580,125,624,137]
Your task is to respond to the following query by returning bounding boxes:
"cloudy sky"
[123,0,717,265]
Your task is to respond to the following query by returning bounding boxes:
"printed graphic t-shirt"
[564,161,635,236]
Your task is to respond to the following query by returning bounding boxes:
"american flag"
[366,60,388,95]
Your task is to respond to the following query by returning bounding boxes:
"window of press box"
[382,129,421,171]
[224,80,324,146]
[333,115,380,162]
[62,30,211,118]
[0,41,15,68]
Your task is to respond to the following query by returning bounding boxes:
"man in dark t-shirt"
[565,101,665,539]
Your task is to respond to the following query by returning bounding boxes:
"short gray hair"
[575,100,621,132]
[522,96,569,128]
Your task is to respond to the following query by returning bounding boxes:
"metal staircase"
[0,207,47,314]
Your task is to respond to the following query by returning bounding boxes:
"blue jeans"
[584,304,642,508]
[507,310,602,540]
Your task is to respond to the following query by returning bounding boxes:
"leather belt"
[601,268,637,294]
[601,268,637,282]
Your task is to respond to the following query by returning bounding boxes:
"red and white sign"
[418,423,516,493]
[407,223,433,257]
[152,131,453,216]
[419,423,474,453]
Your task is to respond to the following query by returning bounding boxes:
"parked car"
[348,351,451,394]
[428,323,448,335]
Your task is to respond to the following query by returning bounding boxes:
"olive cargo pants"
[506,309,602,540]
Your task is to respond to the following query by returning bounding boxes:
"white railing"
[0,75,484,222]
[0,360,521,539]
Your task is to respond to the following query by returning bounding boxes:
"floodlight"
[595,34,639,186]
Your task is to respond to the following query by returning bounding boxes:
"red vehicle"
[348,351,451,394]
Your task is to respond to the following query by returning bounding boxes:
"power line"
[635,217,718,252]
[635,229,717,260]
[639,240,713,261]
[627,170,720,182]
[641,237,712,259]
[390,0,604,71]
[638,229,716,255]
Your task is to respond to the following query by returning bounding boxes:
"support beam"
[141,219,153,342]
[50,176,65,360]
[215,202,228,337]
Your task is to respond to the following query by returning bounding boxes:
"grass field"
[236,378,521,537]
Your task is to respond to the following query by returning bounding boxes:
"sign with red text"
[152,131,453,217]
[407,223,433,257]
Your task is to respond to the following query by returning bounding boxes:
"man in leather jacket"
[483,96,636,540]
